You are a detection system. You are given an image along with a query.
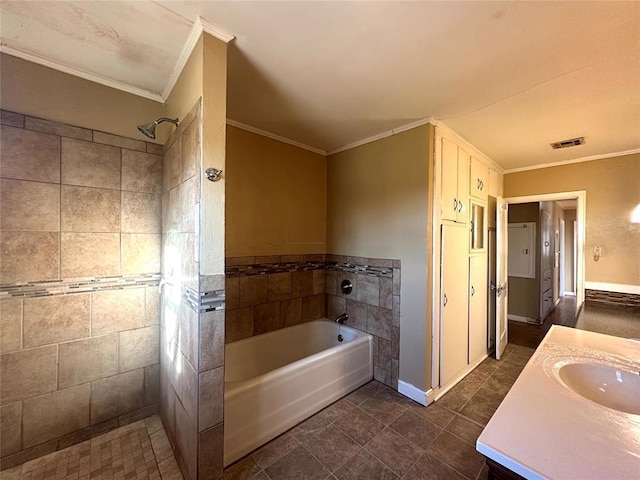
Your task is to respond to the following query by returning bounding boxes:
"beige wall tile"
[92,288,145,336]
[146,142,163,155]
[225,277,239,309]
[292,271,313,298]
[225,307,253,343]
[199,310,224,372]
[145,287,160,326]
[0,231,59,283]
[122,150,162,194]
[268,272,292,302]
[280,297,303,327]
[357,275,379,306]
[119,326,160,373]
[121,234,161,274]
[61,138,120,190]
[0,300,22,353]
[1,345,57,405]
[24,117,92,141]
[254,302,280,334]
[367,305,392,340]
[178,302,198,370]
[178,233,198,290]
[162,140,181,193]
[23,294,90,348]
[58,334,118,388]
[0,126,60,183]
[92,131,145,152]
[198,424,224,480]
[180,119,200,183]
[144,364,160,406]
[61,185,120,232]
[1,110,24,127]
[302,294,324,321]
[90,369,144,424]
[175,399,197,480]
[179,358,198,423]
[60,232,120,277]
[239,275,268,307]
[313,269,325,295]
[200,274,224,292]
[121,192,161,233]
[22,383,90,448]
[198,367,223,432]
[0,402,22,456]
[1,179,60,231]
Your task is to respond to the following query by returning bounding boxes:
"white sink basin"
[546,356,640,415]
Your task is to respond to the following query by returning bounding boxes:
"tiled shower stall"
[0,110,163,468]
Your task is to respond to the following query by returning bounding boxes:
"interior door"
[495,197,508,359]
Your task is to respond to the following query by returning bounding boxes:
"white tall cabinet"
[435,125,502,397]
[440,224,470,386]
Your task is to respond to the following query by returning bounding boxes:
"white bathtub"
[223,319,373,466]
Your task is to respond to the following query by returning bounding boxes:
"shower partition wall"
[159,99,226,480]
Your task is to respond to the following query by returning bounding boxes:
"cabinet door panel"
[470,156,489,200]
[469,255,488,364]
[457,149,470,224]
[441,138,459,221]
[441,225,470,386]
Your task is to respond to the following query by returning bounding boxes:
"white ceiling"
[1,1,639,170]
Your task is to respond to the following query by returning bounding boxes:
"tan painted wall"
[225,126,327,257]
[0,53,164,143]
[201,34,228,275]
[327,125,432,391]
[504,153,640,287]
[164,37,203,140]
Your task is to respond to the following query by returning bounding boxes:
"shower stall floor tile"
[1,416,183,480]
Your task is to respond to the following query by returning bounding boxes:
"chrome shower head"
[137,117,179,139]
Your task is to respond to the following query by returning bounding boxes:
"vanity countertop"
[476,325,640,480]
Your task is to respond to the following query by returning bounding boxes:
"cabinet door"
[441,138,459,221]
[470,156,489,200]
[441,224,470,386]
[457,149,470,224]
[469,255,488,364]
[488,168,501,198]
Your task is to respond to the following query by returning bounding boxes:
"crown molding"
[0,44,163,102]
[199,17,236,44]
[504,148,640,174]
[160,17,235,102]
[327,117,436,156]
[226,119,327,156]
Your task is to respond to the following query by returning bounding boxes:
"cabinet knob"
[443,293,448,307]
[471,285,475,296]
[453,198,458,211]
[458,201,463,212]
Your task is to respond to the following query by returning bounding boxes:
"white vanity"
[477,325,640,479]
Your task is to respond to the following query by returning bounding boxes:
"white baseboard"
[508,314,539,324]
[564,292,576,296]
[398,380,429,406]
[584,282,640,295]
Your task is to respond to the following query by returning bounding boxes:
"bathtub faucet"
[336,313,349,324]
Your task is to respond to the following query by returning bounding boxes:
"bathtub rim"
[225,319,372,395]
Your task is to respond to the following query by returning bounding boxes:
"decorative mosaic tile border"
[585,289,640,308]
[327,261,393,278]
[0,274,161,300]
[226,260,326,277]
[181,285,225,313]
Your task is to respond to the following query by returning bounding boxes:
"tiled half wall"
[0,110,163,470]
[225,254,401,389]
[159,100,226,480]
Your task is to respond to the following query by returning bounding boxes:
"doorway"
[501,191,586,343]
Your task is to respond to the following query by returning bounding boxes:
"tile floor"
[1,415,184,480]
[223,342,535,480]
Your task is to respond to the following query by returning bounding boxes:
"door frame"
[504,191,586,312]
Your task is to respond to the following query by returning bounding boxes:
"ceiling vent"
[550,137,585,149]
